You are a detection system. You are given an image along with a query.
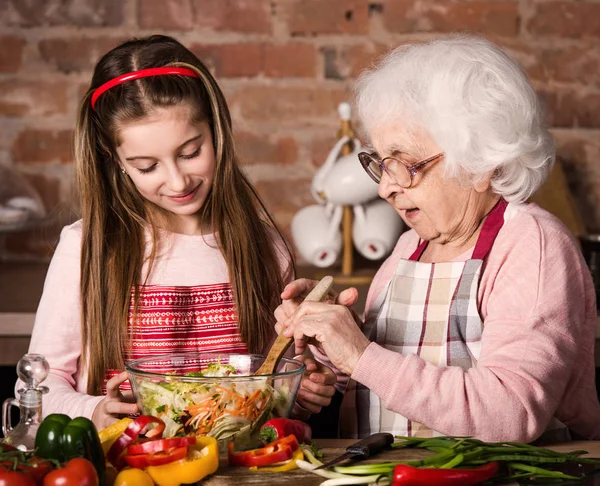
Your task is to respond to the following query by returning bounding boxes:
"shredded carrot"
[179,381,275,435]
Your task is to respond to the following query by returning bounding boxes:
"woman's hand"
[283,302,371,376]
[292,355,336,417]
[91,371,139,430]
[274,278,359,336]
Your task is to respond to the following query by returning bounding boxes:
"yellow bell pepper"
[145,436,219,486]
[249,447,304,472]
[98,417,133,455]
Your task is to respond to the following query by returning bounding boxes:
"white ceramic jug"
[291,204,343,267]
[311,136,379,207]
[352,199,404,260]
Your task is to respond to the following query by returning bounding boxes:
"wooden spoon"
[254,275,334,376]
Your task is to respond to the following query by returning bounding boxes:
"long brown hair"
[75,35,294,395]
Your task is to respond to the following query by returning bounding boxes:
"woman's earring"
[121,168,127,175]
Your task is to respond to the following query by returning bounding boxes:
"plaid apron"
[340,199,507,438]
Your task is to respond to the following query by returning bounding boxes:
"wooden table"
[203,439,600,485]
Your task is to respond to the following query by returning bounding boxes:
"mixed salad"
[135,361,289,445]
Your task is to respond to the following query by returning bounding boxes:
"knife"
[317,433,395,469]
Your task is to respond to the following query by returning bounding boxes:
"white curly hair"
[354,35,555,203]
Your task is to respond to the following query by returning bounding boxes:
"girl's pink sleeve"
[16,223,104,419]
[351,215,600,442]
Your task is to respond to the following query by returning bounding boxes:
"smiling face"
[372,121,497,249]
[115,106,216,235]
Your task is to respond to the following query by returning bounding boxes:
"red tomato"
[0,449,53,484]
[0,468,36,486]
[26,458,54,482]
[43,458,98,486]
[0,459,53,483]
[127,436,195,456]
[123,446,188,468]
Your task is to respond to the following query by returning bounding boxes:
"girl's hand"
[292,355,336,416]
[283,302,370,376]
[274,278,359,335]
[91,371,139,430]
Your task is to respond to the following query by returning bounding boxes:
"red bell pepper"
[106,415,165,469]
[126,436,196,455]
[392,461,500,485]
[259,418,312,445]
[124,445,188,468]
[228,435,299,468]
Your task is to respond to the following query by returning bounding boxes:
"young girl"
[22,35,335,430]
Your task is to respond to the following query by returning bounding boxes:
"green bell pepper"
[35,414,105,484]
[34,413,70,461]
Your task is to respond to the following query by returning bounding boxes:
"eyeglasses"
[358,151,444,188]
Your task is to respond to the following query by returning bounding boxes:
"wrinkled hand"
[274,278,359,337]
[292,355,336,417]
[283,302,370,376]
[91,371,139,430]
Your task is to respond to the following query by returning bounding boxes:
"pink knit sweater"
[343,202,600,442]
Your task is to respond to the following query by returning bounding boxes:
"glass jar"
[2,354,49,451]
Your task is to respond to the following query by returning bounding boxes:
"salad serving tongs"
[254,275,334,376]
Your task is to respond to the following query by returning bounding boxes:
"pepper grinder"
[2,353,49,451]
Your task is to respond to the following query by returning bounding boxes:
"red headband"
[91,67,200,110]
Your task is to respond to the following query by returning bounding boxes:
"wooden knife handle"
[255,276,334,376]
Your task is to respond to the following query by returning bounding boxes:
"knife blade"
[316,433,394,469]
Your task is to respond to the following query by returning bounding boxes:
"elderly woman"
[278,36,600,443]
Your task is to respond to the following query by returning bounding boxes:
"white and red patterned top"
[127,283,246,360]
[23,220,292,419]
[103,282,248,391]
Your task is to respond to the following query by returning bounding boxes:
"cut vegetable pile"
[105,415,219,486]
[134,361,289,444]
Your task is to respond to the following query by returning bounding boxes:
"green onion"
[301,436,600,484]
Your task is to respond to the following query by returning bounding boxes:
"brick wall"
[0,0,599,261]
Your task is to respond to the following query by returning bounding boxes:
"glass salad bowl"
[126,352,305,450]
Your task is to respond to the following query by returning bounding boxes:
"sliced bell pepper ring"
[228,434,300,468]
[124,446,188,468]
[145,436,219,486]
[127,436,196,455]
[106,415,165,469]
[249,447,304,472]
[99,418,133,455]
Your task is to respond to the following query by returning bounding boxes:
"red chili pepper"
[259,418,312,445]
[106,415,166,469]
[392,461,500,486]
[228,434,299,468]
